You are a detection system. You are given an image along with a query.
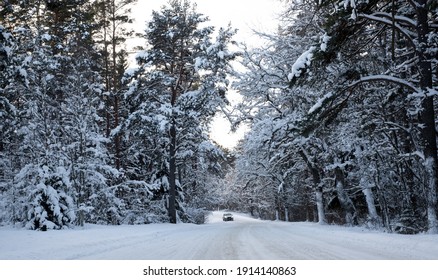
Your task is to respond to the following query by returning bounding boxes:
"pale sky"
[130,0,283,149]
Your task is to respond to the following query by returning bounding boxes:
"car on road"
[223,213,234,221]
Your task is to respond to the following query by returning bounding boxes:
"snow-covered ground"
[1,211,437,260]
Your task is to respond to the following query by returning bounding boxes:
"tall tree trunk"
[299,149,327,224]
[375,160,392,231]
[111,0,121,170]
[334,167,357,225]
[168,120,177,224]
[415,0,438,233]
[101,1,111,139]
[168,85,178,224]
[315,186,326,224]
[361,180,380,227]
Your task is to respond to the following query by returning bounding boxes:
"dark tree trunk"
[168,85,178,224]
[415,0,438,233]
[168,121,177,224]
[111,0,121,170]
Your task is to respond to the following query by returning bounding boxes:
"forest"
[1,0,437,235]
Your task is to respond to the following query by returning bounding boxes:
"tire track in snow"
[66,218,438,259]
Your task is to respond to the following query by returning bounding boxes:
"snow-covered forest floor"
[1,211,437,260]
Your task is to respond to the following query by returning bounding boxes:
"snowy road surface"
[1,211,438,259]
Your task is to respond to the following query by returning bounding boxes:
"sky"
[130,0,284,149]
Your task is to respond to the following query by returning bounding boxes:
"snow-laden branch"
[370,12,417,28]
[288,46,316,81]
[399,151,425,161]
[303,75,420,136]
[308,92,333,114]
[347,75,420,93]
[357,13,416,48]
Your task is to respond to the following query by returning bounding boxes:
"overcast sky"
[129,0,284,149]
[132,0,282,43]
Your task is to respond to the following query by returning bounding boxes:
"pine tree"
[0,0,121,229]
[94,0,137,170]
[124,0,238,223]
[0,22,20,225]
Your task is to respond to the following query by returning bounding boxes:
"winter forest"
[0,0,437,235]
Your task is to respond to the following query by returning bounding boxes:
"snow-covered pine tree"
[0,22,20,225]
[0,2,75,229]
[58,2,122,226]
[12,30,77,230]
[123,0,238,223]
[0,0,122,229]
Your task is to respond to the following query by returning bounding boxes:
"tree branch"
[371,12,417,28]
[357,13,416,49]
[347,75,420,93]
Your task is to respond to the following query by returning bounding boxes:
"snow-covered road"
[1,211,437,259]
